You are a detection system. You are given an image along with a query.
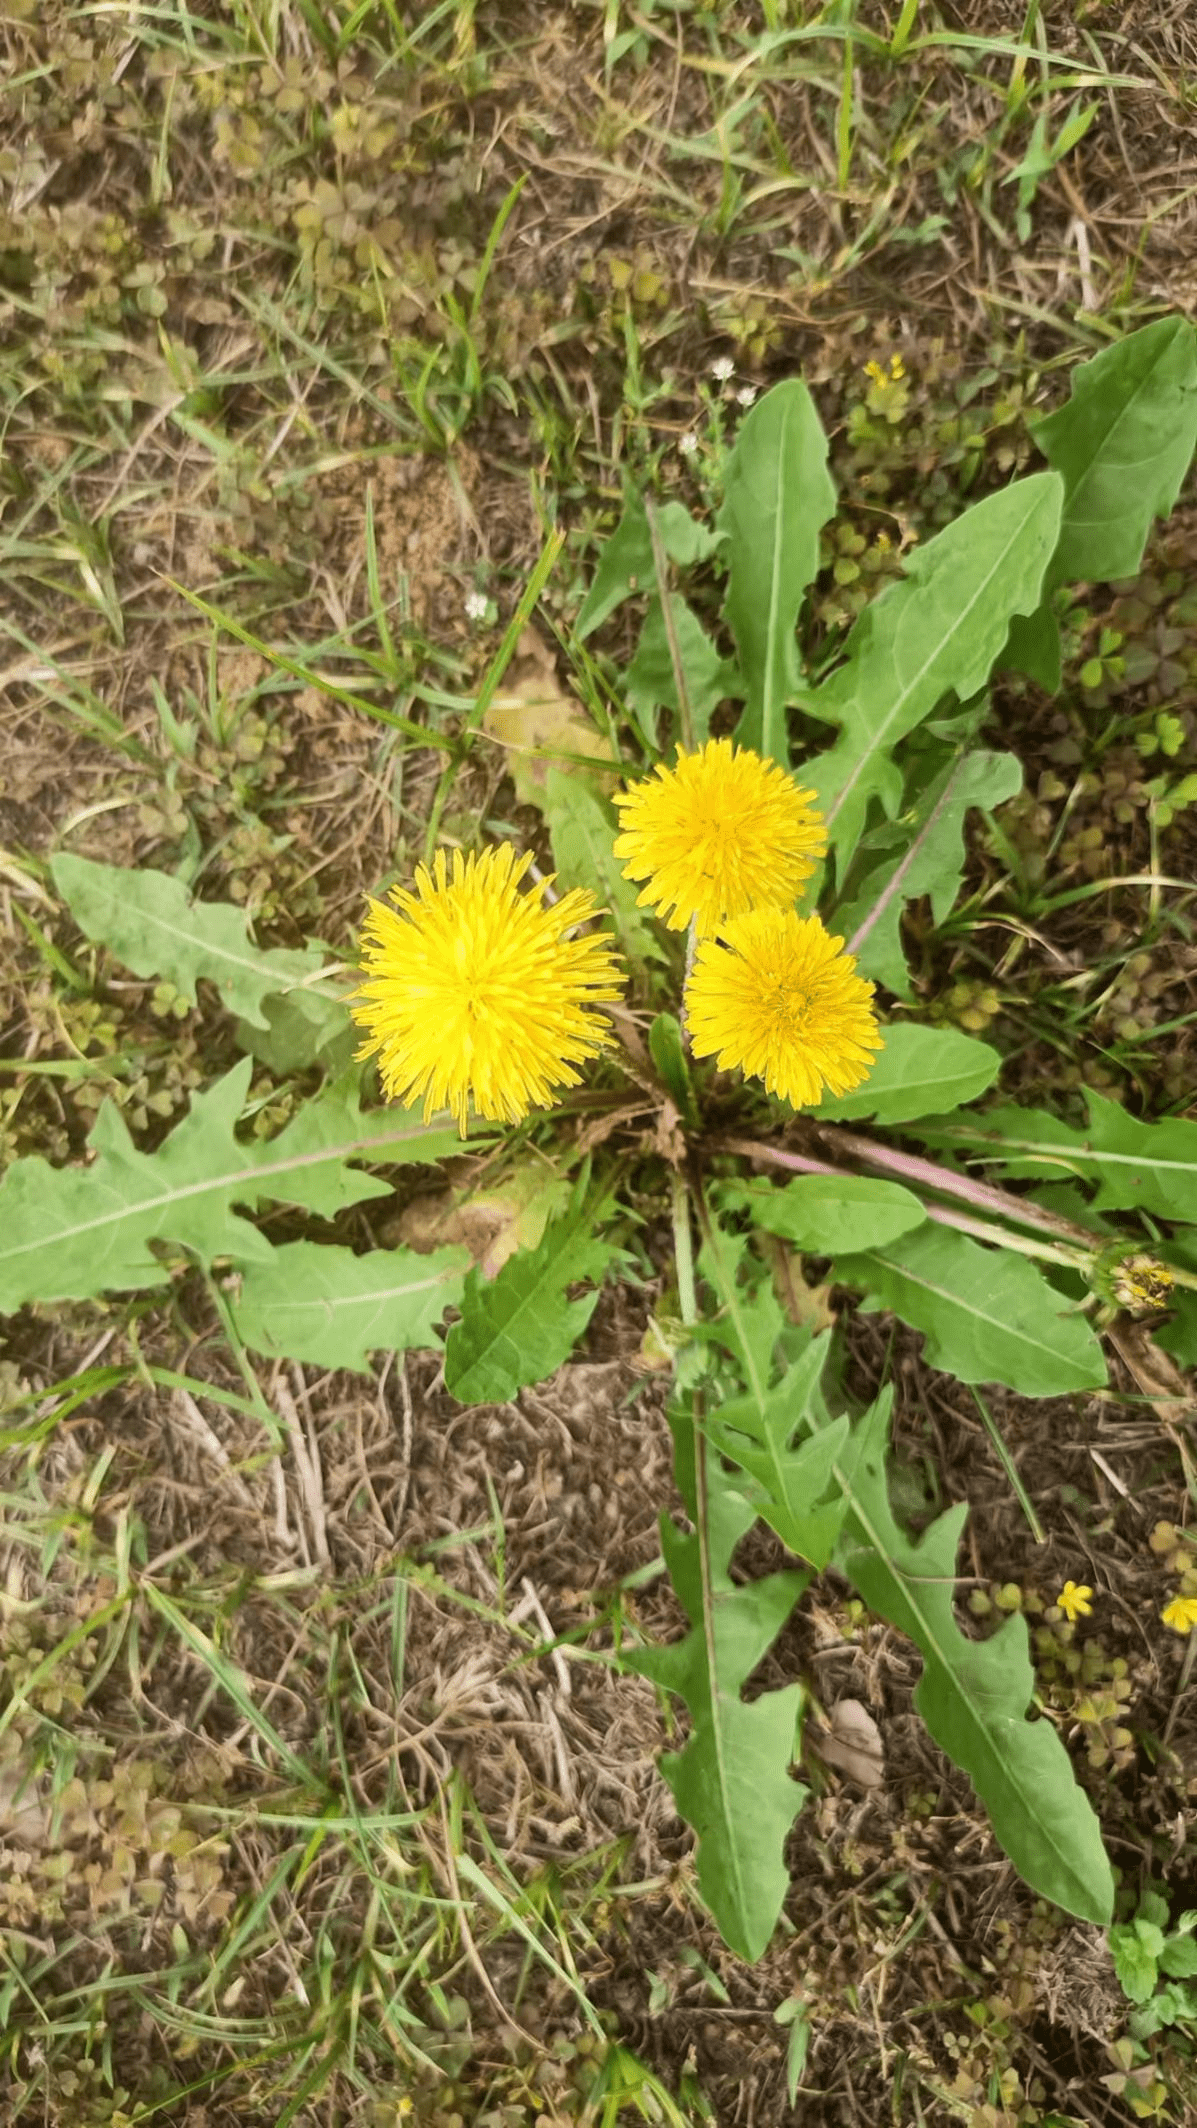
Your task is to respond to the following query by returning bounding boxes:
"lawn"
[2,4,1197,2125]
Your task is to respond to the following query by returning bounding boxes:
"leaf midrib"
[250,1272,459,1315]
[930,1129,1196,1178]
[760,392,796,755]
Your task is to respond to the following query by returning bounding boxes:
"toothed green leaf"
[0,1062,467,1311]
[627,1413,808,1962]
[52,853,337,1033]
[833,1222,1107,1397]
[802,473,1062,869]
[443,1178,621,1403]
[834,1388,1114,1924]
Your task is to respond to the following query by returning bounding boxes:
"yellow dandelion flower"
[1162,1595,1197,1637]
[1056,1581,1094,1624]
[350,846,624,1135]
[685,908,882,1109]
[613,739,825,938]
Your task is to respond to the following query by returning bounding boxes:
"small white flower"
[711,355,735,383]
[736,383,758,407]
[678,430,700,457]
[464,590,489,622]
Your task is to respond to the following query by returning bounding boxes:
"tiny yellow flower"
[351,845,624,1135]
[1162,1595,1197,1637]
[889,353,905,380]
[613,738,825,938]
[1056,1581,1094,1624]
[685,907,882,1109]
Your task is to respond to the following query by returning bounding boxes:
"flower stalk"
[804,1120,1102,1249]
[715,1134,1093,1273]
[711,1128,1194,1303]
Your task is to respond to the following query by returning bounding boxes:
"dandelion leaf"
[52,853,331,1031]
[0,1064,272,1307]
[575,496,718,641]
[802,472,1062,870]
[648,1012,698,1129]
[575,494,653,638]
[719,380,836,763]
[656,500,721,568]
[1033,316,1197,587]
[236,985,356,1076]
[833,1387,1115,1923]
[626,594,740,748]
[703,1337,852,1570]
[816,1023,1001,1125]
[697,1218,789,1413]
[0,1060,468,1312]
[692,1250,848,1567]
[726,1173,926,1256]
[916,1093,1197,1224]
[233,1241,468,1372]
[832,1222,1107,1396]
[832,750,1023,999]
[1021,1088,1197,1225]
[1157,1290,1197,1370]
[1003,318,1197,687]
[626,1415,808,1962]
[1004,604,1063,694]
[443,1181,620,1404]
[249,1075,469,1218]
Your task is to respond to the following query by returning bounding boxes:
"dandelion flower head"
[1162,1595,1197,1637]
[613,738,826,938]
[1056,1581,1094,1624]
[1111,1253,1174,1314]
[685,907,882,1110]
[351,845,624,1135]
